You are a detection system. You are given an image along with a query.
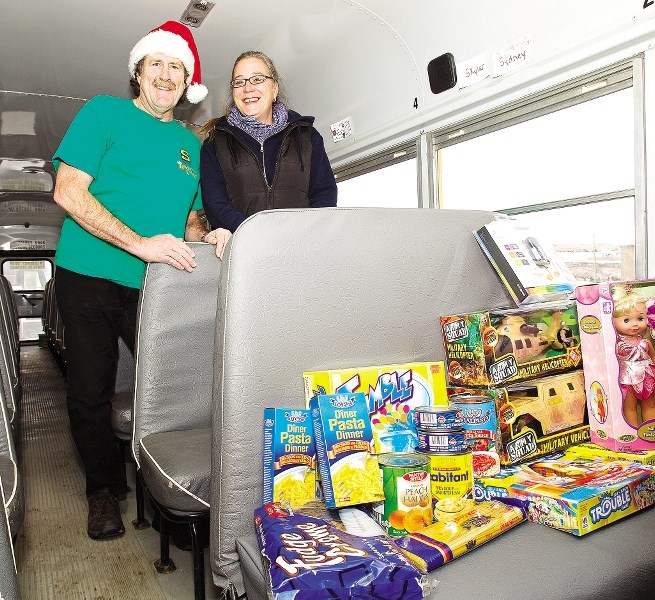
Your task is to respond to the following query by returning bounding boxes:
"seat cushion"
[236,534,267,600]
[139,428,211,513]
[0,456,23,537]
[110,391,133,439]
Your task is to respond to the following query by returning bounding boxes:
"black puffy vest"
[212,122,313,218]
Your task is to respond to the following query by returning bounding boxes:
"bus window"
[337,159,418,208]
[436,84,635,282]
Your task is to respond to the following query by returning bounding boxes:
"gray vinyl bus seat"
[0,276,19,368]
[0,376,23,539]
[0,478,20,600]
[132,243,221,598]
[110,337,135,442]
[209,208,514,597]
[0,289,21,441]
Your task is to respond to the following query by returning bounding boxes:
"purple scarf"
[227,101,289,143]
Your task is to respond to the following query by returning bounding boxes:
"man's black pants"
[55,267,139,497]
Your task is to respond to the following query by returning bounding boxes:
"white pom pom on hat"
[129,20,208,104]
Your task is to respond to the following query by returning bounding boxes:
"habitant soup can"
[418,447,474,509]
[372,452,432,537]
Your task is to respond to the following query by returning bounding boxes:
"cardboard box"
[576,280,655,452]
[475,454,655,535]
[451,370,590,466]
[474,218,577,306]
[565,442,655,466]
[441,303,582,388]
[304,362,448,454]
[262,408,317,510]
[310,393,384,509]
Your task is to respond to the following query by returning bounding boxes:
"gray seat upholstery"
[0,479,20,600]
[132,243,220,513]
[110,337,135,441]
[209,208,514,595]
[0,378,23,539]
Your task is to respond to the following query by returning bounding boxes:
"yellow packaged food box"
[304,362,448,454]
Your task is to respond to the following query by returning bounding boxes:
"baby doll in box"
[577,281,655,451]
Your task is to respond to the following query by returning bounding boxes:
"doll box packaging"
[262,408,317,510]
[303,362,448,454]
[440,302,582,389]
[576,280,655,452]
[475,454,655,535]
[309,392,384,509]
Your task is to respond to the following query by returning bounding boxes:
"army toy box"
[441,302,582,388]
[304,362,447,454]
[576,280,655,452]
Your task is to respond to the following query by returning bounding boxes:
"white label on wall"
[330,116,353,143]
[492,35,534,77]
[457,53,490,89]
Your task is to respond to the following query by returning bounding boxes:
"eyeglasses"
[230,74,275,88]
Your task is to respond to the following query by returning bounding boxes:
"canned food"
[414,406,463,431]
[449,393,500,477]
[417,428,468,453]
[372,453,432,537]
[419,448,473,506]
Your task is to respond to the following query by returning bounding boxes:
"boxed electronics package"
[576,280,655,452]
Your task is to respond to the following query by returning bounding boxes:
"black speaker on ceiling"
[427,53,457,94]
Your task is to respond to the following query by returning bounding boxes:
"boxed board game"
[304,362,448,454]
[440,302,582,388]
[474,453,655,535]
[263,408,317,510]
[565,442,655,466]
[450,370,590,467]
[474,217,577,306]
[310,392,384,509]
[576,280,655,452]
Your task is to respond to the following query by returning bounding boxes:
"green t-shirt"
[53,95,202,288]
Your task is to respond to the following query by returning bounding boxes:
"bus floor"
[15,345,225,600]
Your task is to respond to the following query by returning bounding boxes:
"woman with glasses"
[199,50,337,233]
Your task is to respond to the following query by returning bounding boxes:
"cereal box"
[440,303,582,388]
[304,362,448,454]
[310,393,384,509]
[477,453,655,535]
[263,408,317,510]
[576,280,655,452]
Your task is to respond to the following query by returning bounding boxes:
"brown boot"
[87,488,125,540]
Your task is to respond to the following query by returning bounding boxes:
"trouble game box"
[475,453,655,535]
[440,303,582,388]
[304,362,448,454]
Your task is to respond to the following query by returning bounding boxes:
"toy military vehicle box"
[505,455,655,535]
[565,442,655,466]
[440,302,582,389]
[576,280,655,452]
[454,370,589,466]
[262,408,317,510]
[304,362,448,454]
[310,392,384,509]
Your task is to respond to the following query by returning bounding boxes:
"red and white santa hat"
[129,20,208,103]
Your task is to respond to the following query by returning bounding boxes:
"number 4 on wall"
[645,1,654,9]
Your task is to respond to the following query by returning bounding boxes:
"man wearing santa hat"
[52,21,230,540]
